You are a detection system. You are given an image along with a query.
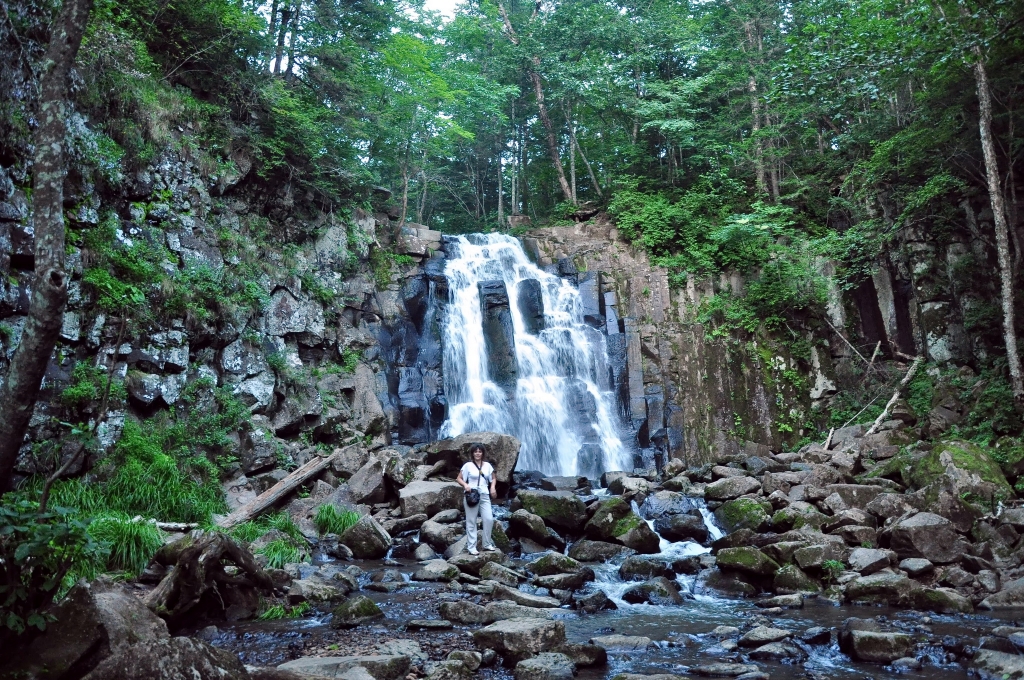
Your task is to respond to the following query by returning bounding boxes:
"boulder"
[420,520,465,552]
[567,540,634,562]
[481,561,525,586]
[278,656,411,680]
[80,636,249,680]
[687,664,760,677]
[288,578,350,604]
[652,514,709,543]
[493,584,561,609]
[842,631,913,663]
[533,569,595,591]
[621,577,685,605]
[573,590,617,614]
[588,635,652,652]
[847,548,895,575]
[399,481,464,518]
[737,627,791,647]
[864,493,918,520]
[540,476,588,492]
[513,653,575,680]
[773,564,820,593]
[348,458,388,505]
[823,484,884,511]
[331,595,385,628]
[618,556,673,581]
[913,587,974,614]
[8,577,170,680]
[413,560,460,582]
[845,573,921,606]
[509,510,565,549]
[704,476,761,500]
[716,547,780,577]
[899,558,934,576]
[427,432,521,486]
[979,577,1024,610]
[909,440,1014,502]
[889,512,968,564]
[584,497,660,553]
[447,550,505,576]
[637,491,693,518]
[518,490,588,532]
[747,642,805,661]
[714,498,770,533]
[552,643,606,668]
[770,502,826,532]
[341,516,393,559]
[971,649,1024,680]
[446,651,482,671]
[792,539,849,570]
[472,618,566,663]
[529,552,584,576]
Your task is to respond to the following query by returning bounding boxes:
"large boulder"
[979,577,1024,610]
[420,520,465,551]
[704,476,761,501]
[518,490,588,532]
[567,540,634,562]
[584,497,660,553]
[509,510,565,549]
[971,650,1024,680]
[714,498,770,533]
[529,552,584,576]
[716,547,779,577]
[847,548,895,575]
[7,577,170,680]
[447,549,506,576]
[413,559,460,582]
[909,440,1014,502]
[351,364,388,435]
[278,655,411,680]
[340,516,393,559]
[845,573,921,607]
[513,653,575,680]
[427,432,521,487]
[331,595,385,628]
[80,636,249,680]
[473,618,566,664]
[888,512,968,564]
[621,577,685,605]
[348,458,388,505]
[842,630,914,663]
[652,514,709,543]
[399,481,463,518]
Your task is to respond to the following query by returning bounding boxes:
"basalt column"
[478,280,518,397]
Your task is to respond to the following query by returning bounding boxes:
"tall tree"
[0,0,94,491]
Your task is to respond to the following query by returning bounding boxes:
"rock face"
[478,280,518,395]
[81,636,250,680]
[472,618,567,663]
[427,432,521,487]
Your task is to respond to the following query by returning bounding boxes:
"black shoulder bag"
[465,462,485,507]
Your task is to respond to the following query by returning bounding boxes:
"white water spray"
[438,234,630,477]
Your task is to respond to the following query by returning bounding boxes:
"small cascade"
[438,233,631,478]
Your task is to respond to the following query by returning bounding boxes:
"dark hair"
[470,443,486,457]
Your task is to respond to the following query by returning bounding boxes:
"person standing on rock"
[457,443,498,555]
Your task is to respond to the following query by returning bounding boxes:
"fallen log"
[865,356,924,436]
[143,530,276,630]
[217,449,342,529]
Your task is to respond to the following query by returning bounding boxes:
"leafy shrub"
[0,498,107,638]
[313,505,360,536]
[60,363,127,411]
[87,515,164,575]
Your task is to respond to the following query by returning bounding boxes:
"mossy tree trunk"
[0,0,94,492]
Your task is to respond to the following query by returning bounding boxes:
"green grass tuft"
[313,505,360,536]
[258,539,306,569]
[87,515,164,575]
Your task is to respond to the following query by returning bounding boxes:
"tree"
[0,0,95,491]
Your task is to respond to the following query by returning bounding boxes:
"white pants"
[464,493,494,551]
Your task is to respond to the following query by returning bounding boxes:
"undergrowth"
[313,504,360,536]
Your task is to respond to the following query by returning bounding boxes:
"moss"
[771,505,826,531]
[909,440,1013,497]
[716,546,779,575]
[612,513,642,537]
[714,498,769,532]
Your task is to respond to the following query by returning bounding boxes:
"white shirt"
[460,461,494,490]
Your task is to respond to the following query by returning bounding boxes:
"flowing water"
[438,234,631,477]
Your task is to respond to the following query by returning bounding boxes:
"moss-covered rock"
[912,587,973,614]
[772,564,820,594]
[530,552,583,576]
[330,594,384,628]
[770,502,826,531]
[714,498,770,533]
[519,490,588,531]
[716,547,779,577]
[909,440,1014,499]
[584,497,631,540]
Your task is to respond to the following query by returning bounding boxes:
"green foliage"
[87,515,164,575]
[0,498,107,638]
[313,505,360,536]
[230,511,304,545]
[60,363,127,411]
[821,559,845,583]
[369,249,415,288]
[258,601,310,620]
[339,348,361,374]
[257,539,306,569]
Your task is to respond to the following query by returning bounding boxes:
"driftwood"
[865,356,924,436]
[217,450,341,529]
[143,531,276,629]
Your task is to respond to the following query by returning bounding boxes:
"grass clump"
[313,505,360,536]
[230,511,304,544]
[258,601,310,620]
[258,539,306,569]
[87,515,164,575]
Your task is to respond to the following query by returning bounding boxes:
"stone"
[653,514,709,543]
[792,540,849,570]
[757,594,803,608]
[414,543,438,561]
[864,493,917,519]
[351,364,388,435]
[340,516,392,559]
[420,520,465,551]
[824,484,884,510]
[716,547,780,577]
[529,552,583,576]
[687,664,760,677]
[701,571,757,597]
[426,432,521,486]
[533,570,594,591]
[618,556,673,581]
[447,651,482,671]
[513,653,575,680]
[8,577,170,680]
[573,590,617,613]
[747,642,805,661]
[80,636,249,680]
[738,627,792,647]
[347,458,388,505]
[447,549,505,576]
[510,510,564,549]
[493,584,561,608]
[288,578,350,604]
[847,548,895,575]
[567,540,634,562]
[331,596,385,628]
[769,502,825,531]
[909,440,1014,500]
[621,576,685,605]
[912,587,974,614]
[588,635,652,652]
[481,561,525,586]
[714,498,770,533]
[971,650,1024,680]
[638,490,694,518]
[477,280,519,394]
[583,497,660,553]
[772,564,820,593]
[413,560,460,582]
[472,618,566,664]
[408,619,453,630]
[889,512,968,564]
[845,572,921,606]
[399,481,463,518]
[518,490,588,531]
[424,660,471,680]
[979,577,1024,610]
[844,631,913,663]
[278,656,411,680]
[704,476,761,500]
[552,643,605,667]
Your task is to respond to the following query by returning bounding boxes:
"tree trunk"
[530,67,573,204]
[566,106,577,204]
[497,155,504,227]
[267,0,280,71]
[0,0,92,492]
[416,162,427,224]
[272,1,291,75]
[574,134,603,198]
[973,56,1024,400]
[284,0,302,82]
[748,74,767,196]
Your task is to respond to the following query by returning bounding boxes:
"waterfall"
[438,234,631,478]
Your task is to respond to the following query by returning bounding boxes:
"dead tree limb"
[866,356,924,436]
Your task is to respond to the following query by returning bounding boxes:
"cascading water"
[438,233,631,478]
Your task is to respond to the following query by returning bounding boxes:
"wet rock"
[529,552,583,576]
[420,520,465,552]
[889,512,968,564]
[382,513,428,536]
[913,587,974,613]
[756,594,803,608]
[414,560,460,582]
[584,497,660,553]
[618,556,673,581]
[331,595,385,628]
[510,510,565,549]
[278,655,411,680]
[482,561,526,586]
[493,584,561,608]
[573,590,617,613]
[971,650,1024,680]
[588,635,652,652]
[638,490,693,518]
[738,627,791,647]
[472,618,566,664]
[447,651,482,671]
[687,664,760,677]
[399,481,463,518]
[567,540,634,562]
[771,502,827,532]
[513,653,575,680]
[534,569,594,591]
[747,642,805,661]
[792,539,849,570]
[340,516,392,559]
[772,564,820,593]
[552,643,606,668]
[701,571,757,597]
[80,636,249,680]
[979,577,1024,609]
[716,547,779,577]
[845,572,921,606]
[622,576,685,605]
[518,490,588,531]
[714,498,770,533]
[653,514,709,543]
[704,476,761,501]
[288,578,350,604]
[447,549,505,576]
[414,543,438,561]
[847,548,895,575]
